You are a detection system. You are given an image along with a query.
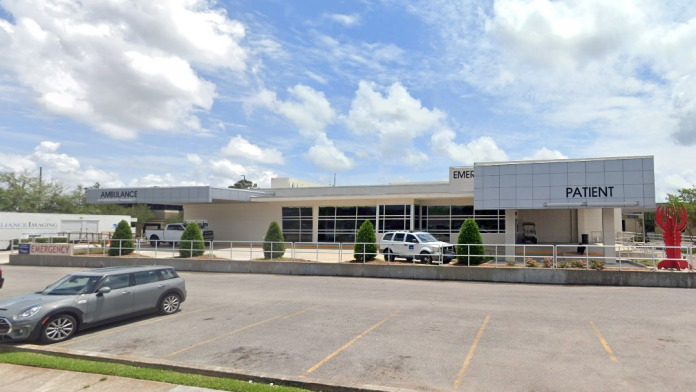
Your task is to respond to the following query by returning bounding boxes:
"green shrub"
[525,258,540,268]
[354,220,377,261]
[589,259,605,270]
[109,220,134,256]
[542,257,553,268]
[557,260,571,269]
[456,219,485,265]
[571,259,586,269]
[178,223,205,258]
[31,237,68,244]
[263,221,286,259]
[506,259,517,266]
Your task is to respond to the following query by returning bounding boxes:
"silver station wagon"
[0,265,186,343]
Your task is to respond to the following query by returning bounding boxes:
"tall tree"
[229,178,257,189]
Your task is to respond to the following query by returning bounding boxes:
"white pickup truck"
[145,222,214,246]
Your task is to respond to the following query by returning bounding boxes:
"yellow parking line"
[590,321,618,362]
[453,315,490,390]
[300,310,400,378]
[58,303,235,346]
[163,306,317,359]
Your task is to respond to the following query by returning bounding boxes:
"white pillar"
[505,209,517,260]
[602,208,617,260]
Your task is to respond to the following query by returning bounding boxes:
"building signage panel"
[28,243,73,256]
[450,167,475,192]
[474,157,656,210]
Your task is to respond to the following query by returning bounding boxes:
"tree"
[179,223,205,258]
[666,188,696,236]
[109,220,134,256]
[354,220,377,261]
[229,178,257,189]
[457,218,485,265]
[263,221,286,259]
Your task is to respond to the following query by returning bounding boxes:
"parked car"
[379,231,455,264]
[145,221,214,246]
[0,265,186,343]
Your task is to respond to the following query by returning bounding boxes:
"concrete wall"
[11,254,695,289]
[517,209,575,243]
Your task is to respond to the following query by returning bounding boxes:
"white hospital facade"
[86,156,656,247]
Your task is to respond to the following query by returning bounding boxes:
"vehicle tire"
[420,252,433,264]
[149,235,160,247]
[384,249,394,262]
[40,314,77,344]
[405,257,413,263]
[159,293,181,315]
[443,257,452,264]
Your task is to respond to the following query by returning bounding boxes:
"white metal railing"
[8,237,695,272]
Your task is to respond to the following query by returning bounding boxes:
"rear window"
[393,232,405,242]
[382,233,393,241]
[158,268,179,280]
[134,270,160,285]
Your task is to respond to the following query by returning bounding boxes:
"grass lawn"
[0,350,309,392]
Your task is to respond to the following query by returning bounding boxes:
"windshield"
[41,275,101,295]
[416,233,439,242]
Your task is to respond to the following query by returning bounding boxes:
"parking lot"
[1,264,695,391]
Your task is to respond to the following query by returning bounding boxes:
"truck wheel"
[149,236,160,247]
[420,252,433,264]
[384,249,394,261]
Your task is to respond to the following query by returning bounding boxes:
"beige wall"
[184,202,283,242]
[517,209,575,243]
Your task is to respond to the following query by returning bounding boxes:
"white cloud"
[221,135,285,164]
[431,131,508,164]
[347,80,452,164]
[0,141,123,188]
[523,148,567,161]
[305,135,354,171]
[324,13,361,27]
[0,0,249,139]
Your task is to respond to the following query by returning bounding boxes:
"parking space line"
[453,315,490,390]
[58,303,237,347]
[300,310,400,379]
[590,321,618,362]
[163,306,317,359]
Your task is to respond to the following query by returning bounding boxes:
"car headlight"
[14,305,42,321]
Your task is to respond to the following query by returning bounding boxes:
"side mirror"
[97,286,112,295]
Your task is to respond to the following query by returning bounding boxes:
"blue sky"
[1,0,695,201]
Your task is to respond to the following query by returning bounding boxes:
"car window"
[134,270,160,285]
[43,275,101,295]
[406,234,418,243]
[416,233,438,242]
[99,273,131,290]
[382,233,393,241]
[393,233,405,242]
[158,269,179,280]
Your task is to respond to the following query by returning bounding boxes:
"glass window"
[319,207,335,216]
[427,206,450,215]
[158,269,178,280]
[99,274,131,290]
[393,232,405,242]
[452,205,474,215]
[134,270,160,285]
[336,206,356,216]
[382,233,393,241]
[406,234,418,243]
[282,208,299,217]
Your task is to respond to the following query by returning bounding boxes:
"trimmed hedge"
[263,221,286,259]
[179,223,205,258]
[456,218,485,265]
[354,220,377,261]
[109,220,134,256]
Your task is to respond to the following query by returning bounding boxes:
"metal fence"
[9,237,695,272]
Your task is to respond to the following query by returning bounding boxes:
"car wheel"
[40,314,77,344]
[384,249,394,261]
[420,252,433,264]
[149,236,160,247]
[405,257,413,263]
[159,293,181,315]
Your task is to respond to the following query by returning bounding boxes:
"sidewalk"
[0,363,221,392]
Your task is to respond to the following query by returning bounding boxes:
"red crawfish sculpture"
[655,204,690,270]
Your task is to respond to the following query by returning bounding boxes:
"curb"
[1,344,414,392]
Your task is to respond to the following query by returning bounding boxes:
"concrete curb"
[1,345,413,392]
[8,254,696,288]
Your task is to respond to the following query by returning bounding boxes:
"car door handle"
[121,291,131,295]
[158,284,165,288]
